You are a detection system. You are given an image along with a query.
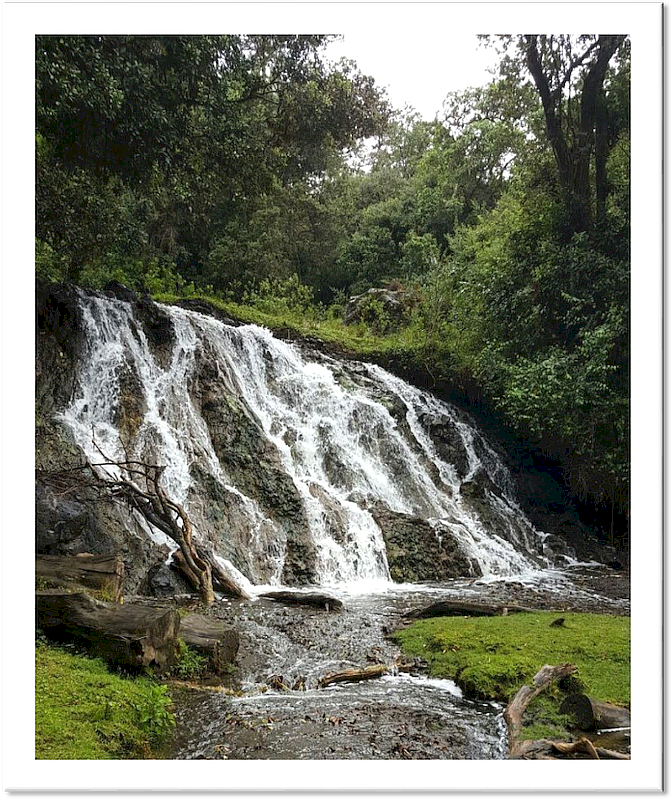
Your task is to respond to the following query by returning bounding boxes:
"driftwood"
[504,663,577,755]
[318,660,413,688]
[193,545,250,600]
[58,434,216,605]
[512,738,630,760]
[503,663,632,760]
[260,590,344,612]
[403,600,532,620]
[559,693,631,731]
[36,554,124,602]
[172,548,248,599]
[179,613,239,675]
[37,590,179,671]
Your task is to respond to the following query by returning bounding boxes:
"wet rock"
[36,282,85,420]
[141,561,191,598]
[460,466,502,499]
[371,504,481,581]
[135,296,175,368]
[102,280,136,303]
[190,348,317,585]
[418,411,471,480]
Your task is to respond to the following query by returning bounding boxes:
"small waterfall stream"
[56,290,613,760]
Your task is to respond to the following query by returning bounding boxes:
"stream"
[170,566,628,760]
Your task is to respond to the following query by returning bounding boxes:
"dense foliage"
[36,34,629,538]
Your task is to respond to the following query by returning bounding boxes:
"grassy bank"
[35,643,175,759]
[153,291,438,362]
[394,612,630,740]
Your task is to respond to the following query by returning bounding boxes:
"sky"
[325,32,497,120]
[3,2,663,792]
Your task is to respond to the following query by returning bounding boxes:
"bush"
[169,639,207,680]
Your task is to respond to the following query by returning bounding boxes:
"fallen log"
[260,590,344,612]
[36,554,124,602]
[179,613,239,675]
[504,663,577,756]
[511,737,630,760]
[403,599,532,620]
[37,589,179,672]
[197,546,250,600]
[318,660,413,688]
[559,693,631,731]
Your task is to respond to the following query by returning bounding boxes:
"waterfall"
[59,292,551,588]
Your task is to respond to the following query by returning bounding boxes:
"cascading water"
[48,289,626,761]
[60,291,551,589]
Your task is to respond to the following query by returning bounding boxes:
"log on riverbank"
[559,693,631,731]
[404,599,532,620]
[36,554,124,602]
[179,614,239,675]
[503,663,631,760]
[37,590,179,671]
[172,548,250,599]
[260,590,344,612]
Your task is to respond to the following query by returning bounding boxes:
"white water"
[60,292,551,588]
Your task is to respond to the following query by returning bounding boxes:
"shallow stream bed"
[169,565,628,760]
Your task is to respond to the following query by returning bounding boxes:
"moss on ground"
[153,292,437,363]
[35,643,175,759]
[394,612,629,704]
[393,612,629,740]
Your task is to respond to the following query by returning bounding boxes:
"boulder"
[343,288,410,330]
[371,504,481,581]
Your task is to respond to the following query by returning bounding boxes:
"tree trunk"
[260,590,344,612]
[36,553,124,602]
[504,663,577,754]
[179,613,239,675]
[524,34,626,237]
[171,548,249,600]
[317,661,414,688]
[403,599,531,621]
[37,590,180,672]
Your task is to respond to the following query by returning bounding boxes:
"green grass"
[393,611,630,705]
[153,291,434,361]
[35,643,175,759]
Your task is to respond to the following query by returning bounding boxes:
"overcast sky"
[325,32,497,120]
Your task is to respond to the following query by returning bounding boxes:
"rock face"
[35,282,605,596]
[343,288,410,330]
[189,347,317,585]
[371,504,481,582]
[36,285,176,595]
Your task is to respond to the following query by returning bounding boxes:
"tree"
[35,35,389,283]
[485,35,628,237]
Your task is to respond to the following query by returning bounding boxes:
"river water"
[170,567,628,760]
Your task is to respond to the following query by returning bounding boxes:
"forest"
[35,33,630,540]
